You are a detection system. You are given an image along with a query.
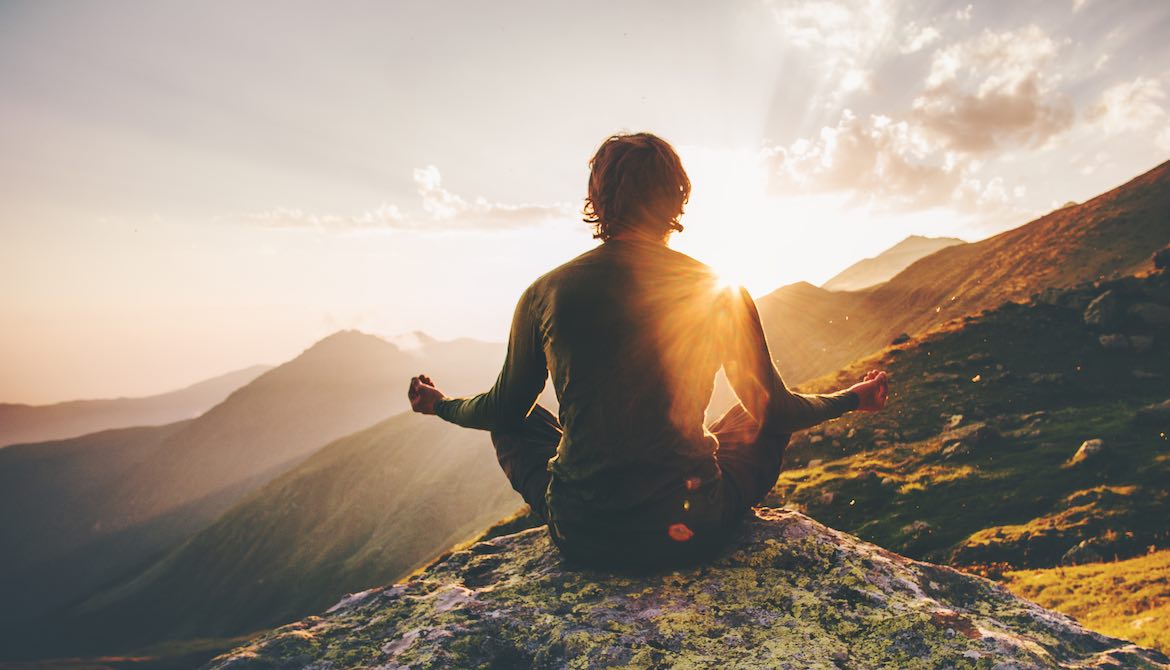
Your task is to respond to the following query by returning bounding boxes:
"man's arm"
[720,286,882,434]
[418,285,548,431]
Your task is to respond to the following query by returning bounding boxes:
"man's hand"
[848,370,889,412]
[408,373,445,415]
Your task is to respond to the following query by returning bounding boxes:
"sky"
[2,0,1169,403]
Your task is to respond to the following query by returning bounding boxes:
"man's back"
[536,238,726,497]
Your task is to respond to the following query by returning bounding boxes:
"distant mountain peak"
[387,330,439,352]
[822,236,967,293]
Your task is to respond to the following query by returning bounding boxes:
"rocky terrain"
[206,508,1168,670]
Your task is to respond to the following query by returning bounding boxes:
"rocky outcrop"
[206,509,1167,669]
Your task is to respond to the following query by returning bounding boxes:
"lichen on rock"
[205,509,1168,670]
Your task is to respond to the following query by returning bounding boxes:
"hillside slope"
[822,235,965,292]
[772,269,1170,576]
[13,412,520,659]
[0,364,269,448]
[755,158,1170,387]
[0,330,507,624]
[206,508,1168,669]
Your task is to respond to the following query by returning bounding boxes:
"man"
[408,132,889,571]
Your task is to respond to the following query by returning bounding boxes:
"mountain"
[13,412,520,660]
[754,158,1170,388]
[821,235,965,292]
[0,330,507,625]
[204,508,1168,669]
[0,365,270,448]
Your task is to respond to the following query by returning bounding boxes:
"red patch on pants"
[668,523,694,542]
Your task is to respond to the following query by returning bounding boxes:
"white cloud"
[236,166,573,232]
[1088,76,1166,134]
[769,0,896,101]
[912,26,1074,152]
[770,109,965,211]
[900,23,941,54]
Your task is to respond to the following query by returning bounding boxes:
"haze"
[2,0,1169,403]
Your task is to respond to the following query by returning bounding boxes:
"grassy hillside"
[0,365,269,448]
[6,412,520,660]
[0,330,506,627]
[1002,549,1170,653]
[753,158,1170,388]
[821,235,964,292]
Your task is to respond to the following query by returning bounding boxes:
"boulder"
[1069,439,1105,466]
[204,509,1168,670]
[1082,290,1120,328]
[1127,302,1170,325]
[940,421,1000,448]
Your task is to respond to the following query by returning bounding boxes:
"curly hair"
[583,133,691,241]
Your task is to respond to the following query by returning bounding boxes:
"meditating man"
[408,132,889,570]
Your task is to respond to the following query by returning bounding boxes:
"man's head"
[583,132,691,241]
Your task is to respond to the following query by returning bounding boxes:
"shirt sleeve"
[719,285,858,434]
[434,284,548,431]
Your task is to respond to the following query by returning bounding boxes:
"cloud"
[911,26,1074,152]
[769,0,896,101]
[770,109,964,211]
[236,166,573,232]
[411,166,572,229]
[899,22,941,54]
[1088,76,1166,134]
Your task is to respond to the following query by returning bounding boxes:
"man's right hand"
[408,374,445,415]
[848,370,889,412]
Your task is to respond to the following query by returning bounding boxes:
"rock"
[891,332,911,345]
[1069,439,1105,466]
[1128,302,1170,325]
[1098,334,1130,350]
[940,421,1000,448]
[806,459,824,468]
[1135,399,1170,427]
[1130,335,1155,354]
[946,414,964,429]
[901,520,933,539]
[1083,290,1120,328]
[809,435,824,444]
[966,352,992,363]
[203,508,1169,670]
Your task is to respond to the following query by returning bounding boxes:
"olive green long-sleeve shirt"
[435,238,857,490]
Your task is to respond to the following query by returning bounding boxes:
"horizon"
[4,0,1170,403]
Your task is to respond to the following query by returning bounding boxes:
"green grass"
[1002,549,1170,653]
[768,278,1170,573]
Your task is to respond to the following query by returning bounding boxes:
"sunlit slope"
[821,235,964,292]
[756,158,1170,386]
[0,330,505,625]
[37,412,519,658]
[1002,550,1170,653]
[771,271,1170,574]
[0,364,269,448]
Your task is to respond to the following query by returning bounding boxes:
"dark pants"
[490,403,791,571]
